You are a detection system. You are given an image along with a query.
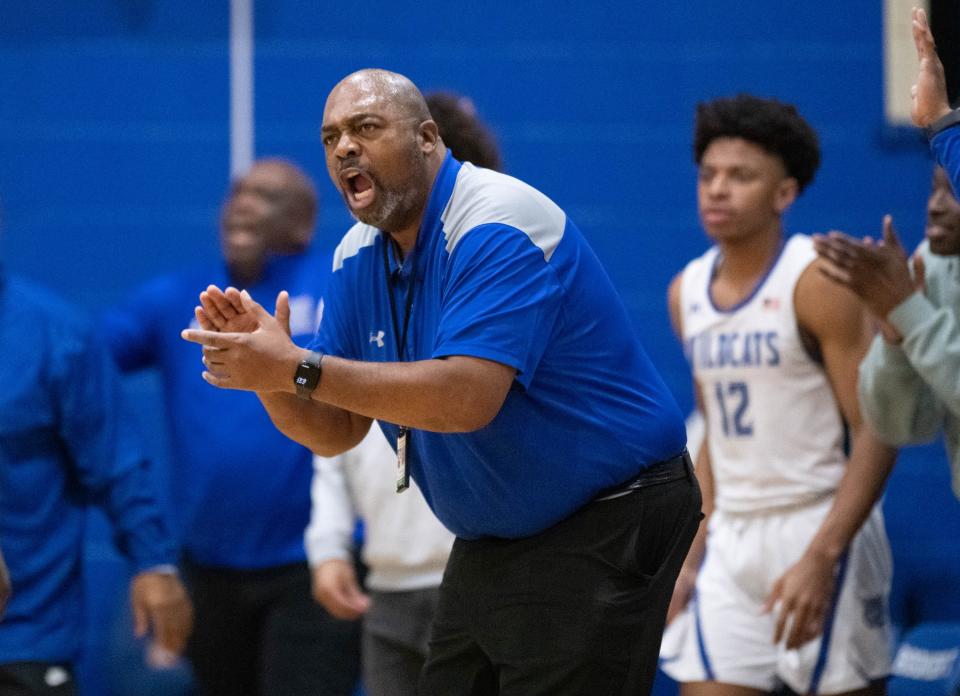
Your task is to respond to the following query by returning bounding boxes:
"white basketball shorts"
[660,498,893,694]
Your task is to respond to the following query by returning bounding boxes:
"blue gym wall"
[0,1,955,693]
[0,0,938,408]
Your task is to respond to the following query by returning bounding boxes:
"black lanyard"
[382,235,416,493]
[381,235,416,361]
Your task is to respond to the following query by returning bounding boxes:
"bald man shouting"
[183,70,701,696]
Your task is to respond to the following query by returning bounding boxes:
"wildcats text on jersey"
[685,330,780,370]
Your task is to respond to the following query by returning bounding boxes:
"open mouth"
[340,169,376,210]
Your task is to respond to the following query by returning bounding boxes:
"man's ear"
[418,120,440,154]
[774,177,799,215]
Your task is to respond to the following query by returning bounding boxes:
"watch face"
[295,364,317,384]
[294,353,322,398]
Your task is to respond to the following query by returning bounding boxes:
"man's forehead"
[324,78,405,123]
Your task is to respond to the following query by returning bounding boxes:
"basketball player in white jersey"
[660,95,897,695]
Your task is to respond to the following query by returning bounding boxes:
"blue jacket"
[102,246,332,568]
[0,271,176,662]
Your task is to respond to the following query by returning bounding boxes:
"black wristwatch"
[294,350,323,400]
[925,108,960,140]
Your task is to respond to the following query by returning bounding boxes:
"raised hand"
[911,6,952,128]
[197,285,259,333]
[813,216,917,319]
[197,286,294,336]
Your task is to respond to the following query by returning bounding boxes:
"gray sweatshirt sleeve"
[858,329,946,445]
[889,290,960,418]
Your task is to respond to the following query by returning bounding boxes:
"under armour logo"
[370,330,385,348]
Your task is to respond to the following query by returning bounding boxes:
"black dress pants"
[184,560,361,696]
[419,455,702,696]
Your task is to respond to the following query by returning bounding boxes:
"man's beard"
[350,143,427,231]
[350,185,410,229]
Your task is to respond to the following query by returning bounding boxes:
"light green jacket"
[858,241,960,498]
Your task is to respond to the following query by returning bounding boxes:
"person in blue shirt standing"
[180,70,702,696]
[103,159,360,696]
[0,256,192,695]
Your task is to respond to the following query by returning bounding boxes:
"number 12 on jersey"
[715,381,753,437]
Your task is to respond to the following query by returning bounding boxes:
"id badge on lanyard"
[396,426,410,493]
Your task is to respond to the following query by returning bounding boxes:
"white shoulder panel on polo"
[333,223,379,272]
[440,163,567,262]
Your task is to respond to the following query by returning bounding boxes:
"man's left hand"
[130,571,193,655]
[764,549,837,650]
[813,215,917,319]
[182,290,303,393]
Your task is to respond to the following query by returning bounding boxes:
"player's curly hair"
[426,92,503,172]
[694,94,821,192]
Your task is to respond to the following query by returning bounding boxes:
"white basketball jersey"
[680,234,846,513]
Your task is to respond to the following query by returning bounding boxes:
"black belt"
[594,450,692,502]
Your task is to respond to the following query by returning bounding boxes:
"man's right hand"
[311,559,371,620]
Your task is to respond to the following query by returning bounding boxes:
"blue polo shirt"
[0,272,176,662]
[313,154,686,540]
[932,121,960,194]
[103,245,331,569]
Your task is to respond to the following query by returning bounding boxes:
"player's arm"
[665,273,715,623]
[766,261,897,649]
[667,274,716,533]
[667,382,714,624]
[666,273,716,534]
